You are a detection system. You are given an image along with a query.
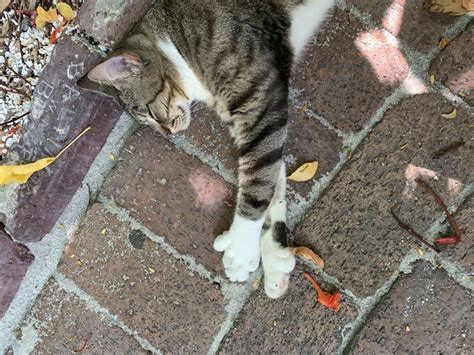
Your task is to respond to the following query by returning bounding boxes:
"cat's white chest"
[157,38,213,103]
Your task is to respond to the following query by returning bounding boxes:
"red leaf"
[49,19,67,44]
[434,236,461,245]
[304,272,341,312]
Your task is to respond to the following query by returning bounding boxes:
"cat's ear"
[77,52,144,98]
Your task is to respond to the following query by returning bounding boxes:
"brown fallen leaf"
[424,0,474,15]
[288,161,318,182]
[438,37,451,49]
[290,246,325,269]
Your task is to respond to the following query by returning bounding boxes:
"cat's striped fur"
[79,0,335,297]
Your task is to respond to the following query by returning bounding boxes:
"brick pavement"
[1,1,473,353]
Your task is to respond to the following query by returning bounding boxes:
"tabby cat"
[78,0,335,298]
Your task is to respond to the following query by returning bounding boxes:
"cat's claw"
[213,217,262,282]
[261,233,296,299]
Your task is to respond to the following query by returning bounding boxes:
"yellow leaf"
[47,7,58,21]
[56,2,76,21]
[438,37,451,49]
[288,161,318,182]
[35,16,47,28]
[441,108,457,119]
[290,246,325,269]
[36,6,58,26]
[0,127,90,186]
[0,157,55,184]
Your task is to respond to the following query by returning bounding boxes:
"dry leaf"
[441,108,457,119]
[304,272,341,312]
[56,2,76,21]
[424,0,474,15]
[288,161,318,182]
[438,37,451,49]
[35,6,58,28]
[0,127,90,185]
[0,157,55,184]
[290,246,325,268]
[0,0,10,13]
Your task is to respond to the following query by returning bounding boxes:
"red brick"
[77,0,154,47]
[431,23,474,105]
[348,0,456,52]
[442,195,473,273]
[0,230,34,317]
[102,127,234,275]
[220,266,357,353]
[4,35,122,243]
[348,262,473,353]
[183,105,343,199]
[294,94,473,298]
[293,9,409,132]
[58,204,227,353]
[17,279,147,353]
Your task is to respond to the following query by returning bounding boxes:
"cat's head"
[78,51,191,135]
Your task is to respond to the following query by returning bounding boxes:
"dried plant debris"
[0,0,82,160]
[288,161,319,182]
[424,0,474,15]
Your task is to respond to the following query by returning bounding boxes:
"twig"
[1,111,29,126]
[0,84,32,99]
[73,333,92,353]
[390,208,440,253]
[431,141,465,159]
[415,177,462,239]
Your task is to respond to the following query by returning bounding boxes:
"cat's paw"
[261,233,295,299]
[213,216,262,282]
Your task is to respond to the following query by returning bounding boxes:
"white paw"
[261,232,296,299]
[213,216,263,282]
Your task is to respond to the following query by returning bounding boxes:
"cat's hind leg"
[261,162,296,298]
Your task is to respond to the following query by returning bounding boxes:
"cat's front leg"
[213,93,288,282]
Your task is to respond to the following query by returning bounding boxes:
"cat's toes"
[262,248,296,299]
[213,231,231,252]
[214,230,261,282]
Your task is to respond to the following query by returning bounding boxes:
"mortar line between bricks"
[339,1,472,86]
[98,196,228,285]
[288,87,408,227]
[432,82,474,112]
[207,279,259,355]
[166,134,238,186]
[289,94,348,139]
[53,273,162,355]
[337,183,474,354]
[97,200,277,355]
[0,115,137,352]
[98,196,273,355]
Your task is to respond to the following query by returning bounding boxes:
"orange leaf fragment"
[49,19,67,44]
[290,246,325,269]
[304,272,341,312]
